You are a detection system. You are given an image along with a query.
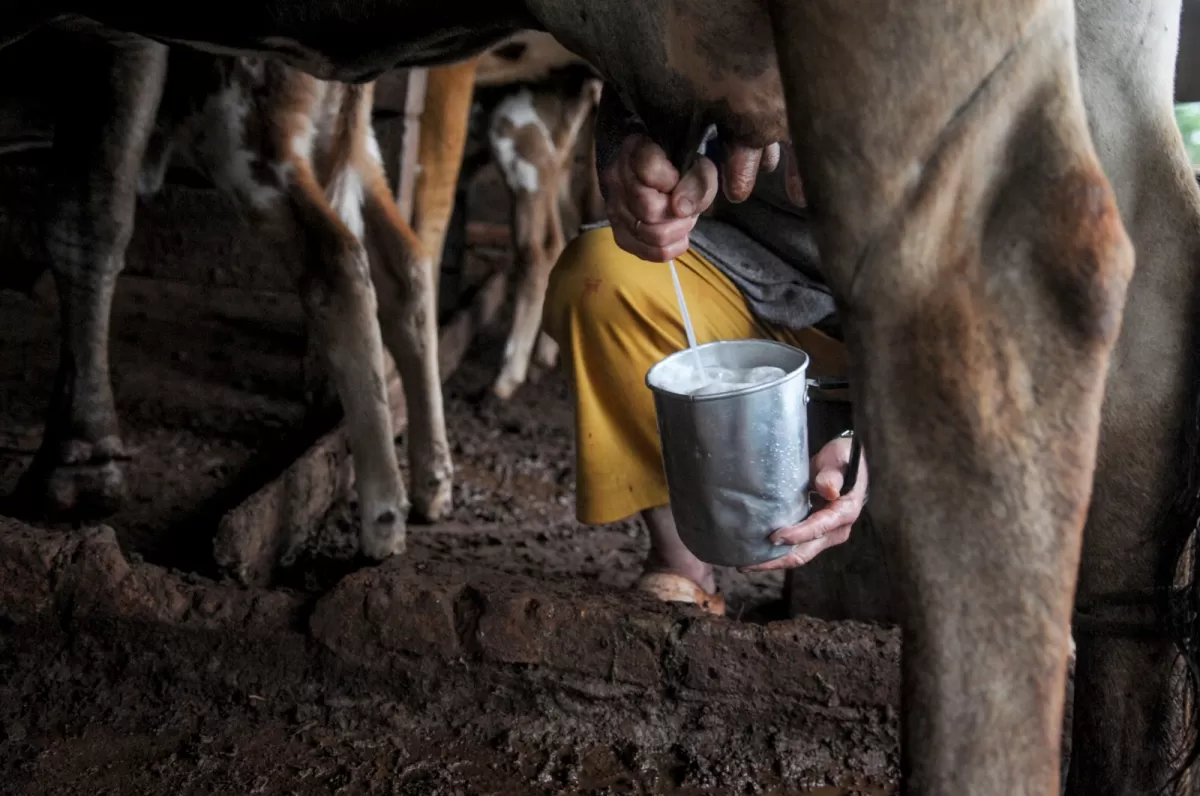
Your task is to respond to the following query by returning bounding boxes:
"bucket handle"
[841,436,863,497]
[808,377,862,498]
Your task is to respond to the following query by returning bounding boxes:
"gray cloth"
[583,209,836,333]
[690,216,834,332]
[692,163,834,332]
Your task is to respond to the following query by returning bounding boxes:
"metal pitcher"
[645,339,858,568]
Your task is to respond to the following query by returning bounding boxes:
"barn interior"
[14,8,1200,790]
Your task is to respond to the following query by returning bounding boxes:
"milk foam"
[650,363,787,397]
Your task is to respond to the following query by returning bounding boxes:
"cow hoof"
[492,374,521,401]
[534,334,559,369]
[13,458,126,519]
[359,504,408,561]
[410,479,453,523]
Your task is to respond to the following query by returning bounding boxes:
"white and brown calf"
[23,30,450,560]
[485,70,602,399]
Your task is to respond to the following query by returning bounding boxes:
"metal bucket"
[645,339,828,568]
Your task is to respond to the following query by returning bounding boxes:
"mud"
[0,518,899,795]
[0,158,900,793]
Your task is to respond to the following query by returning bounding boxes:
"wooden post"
[372,66,428,222]
[394,68,428,226]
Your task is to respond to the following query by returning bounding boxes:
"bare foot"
[635,572,725,616]
[634,505,724,616]
[641,505,716,593]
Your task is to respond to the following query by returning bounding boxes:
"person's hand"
[603,134,781,262]
[741,434,868,572]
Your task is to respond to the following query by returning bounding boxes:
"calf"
[485,69,602,399]
[410,32,604,399]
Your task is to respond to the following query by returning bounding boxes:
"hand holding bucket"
[743,428,867,572]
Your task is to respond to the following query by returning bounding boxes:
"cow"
[482,66,603,398]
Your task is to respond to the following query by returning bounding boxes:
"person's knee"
[544,227,641,344]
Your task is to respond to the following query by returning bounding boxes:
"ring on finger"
[634,218,642,235]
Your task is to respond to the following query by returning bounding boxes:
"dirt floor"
[0,272,783,615]
[0,162,899,794]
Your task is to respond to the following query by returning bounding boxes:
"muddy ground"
[0,228,783,616]
[0,158,900,794]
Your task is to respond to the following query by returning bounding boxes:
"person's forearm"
[594,86,647,202]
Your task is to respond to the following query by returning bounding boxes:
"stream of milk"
[652,260,788,397]
[668,259,705,376]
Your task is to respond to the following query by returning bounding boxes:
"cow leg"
[534,331,559,370]
[767,0,1133,793]
[287,161,407,560]
[493,188,557,399]
[534,85,600,376]
[135,128,174,199]
[531,168,584,375]
[15,32,166,518]
[1067,0,1200,792]
[532,187,566,371]
[362,138,454,522]
[412,59,478,302]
